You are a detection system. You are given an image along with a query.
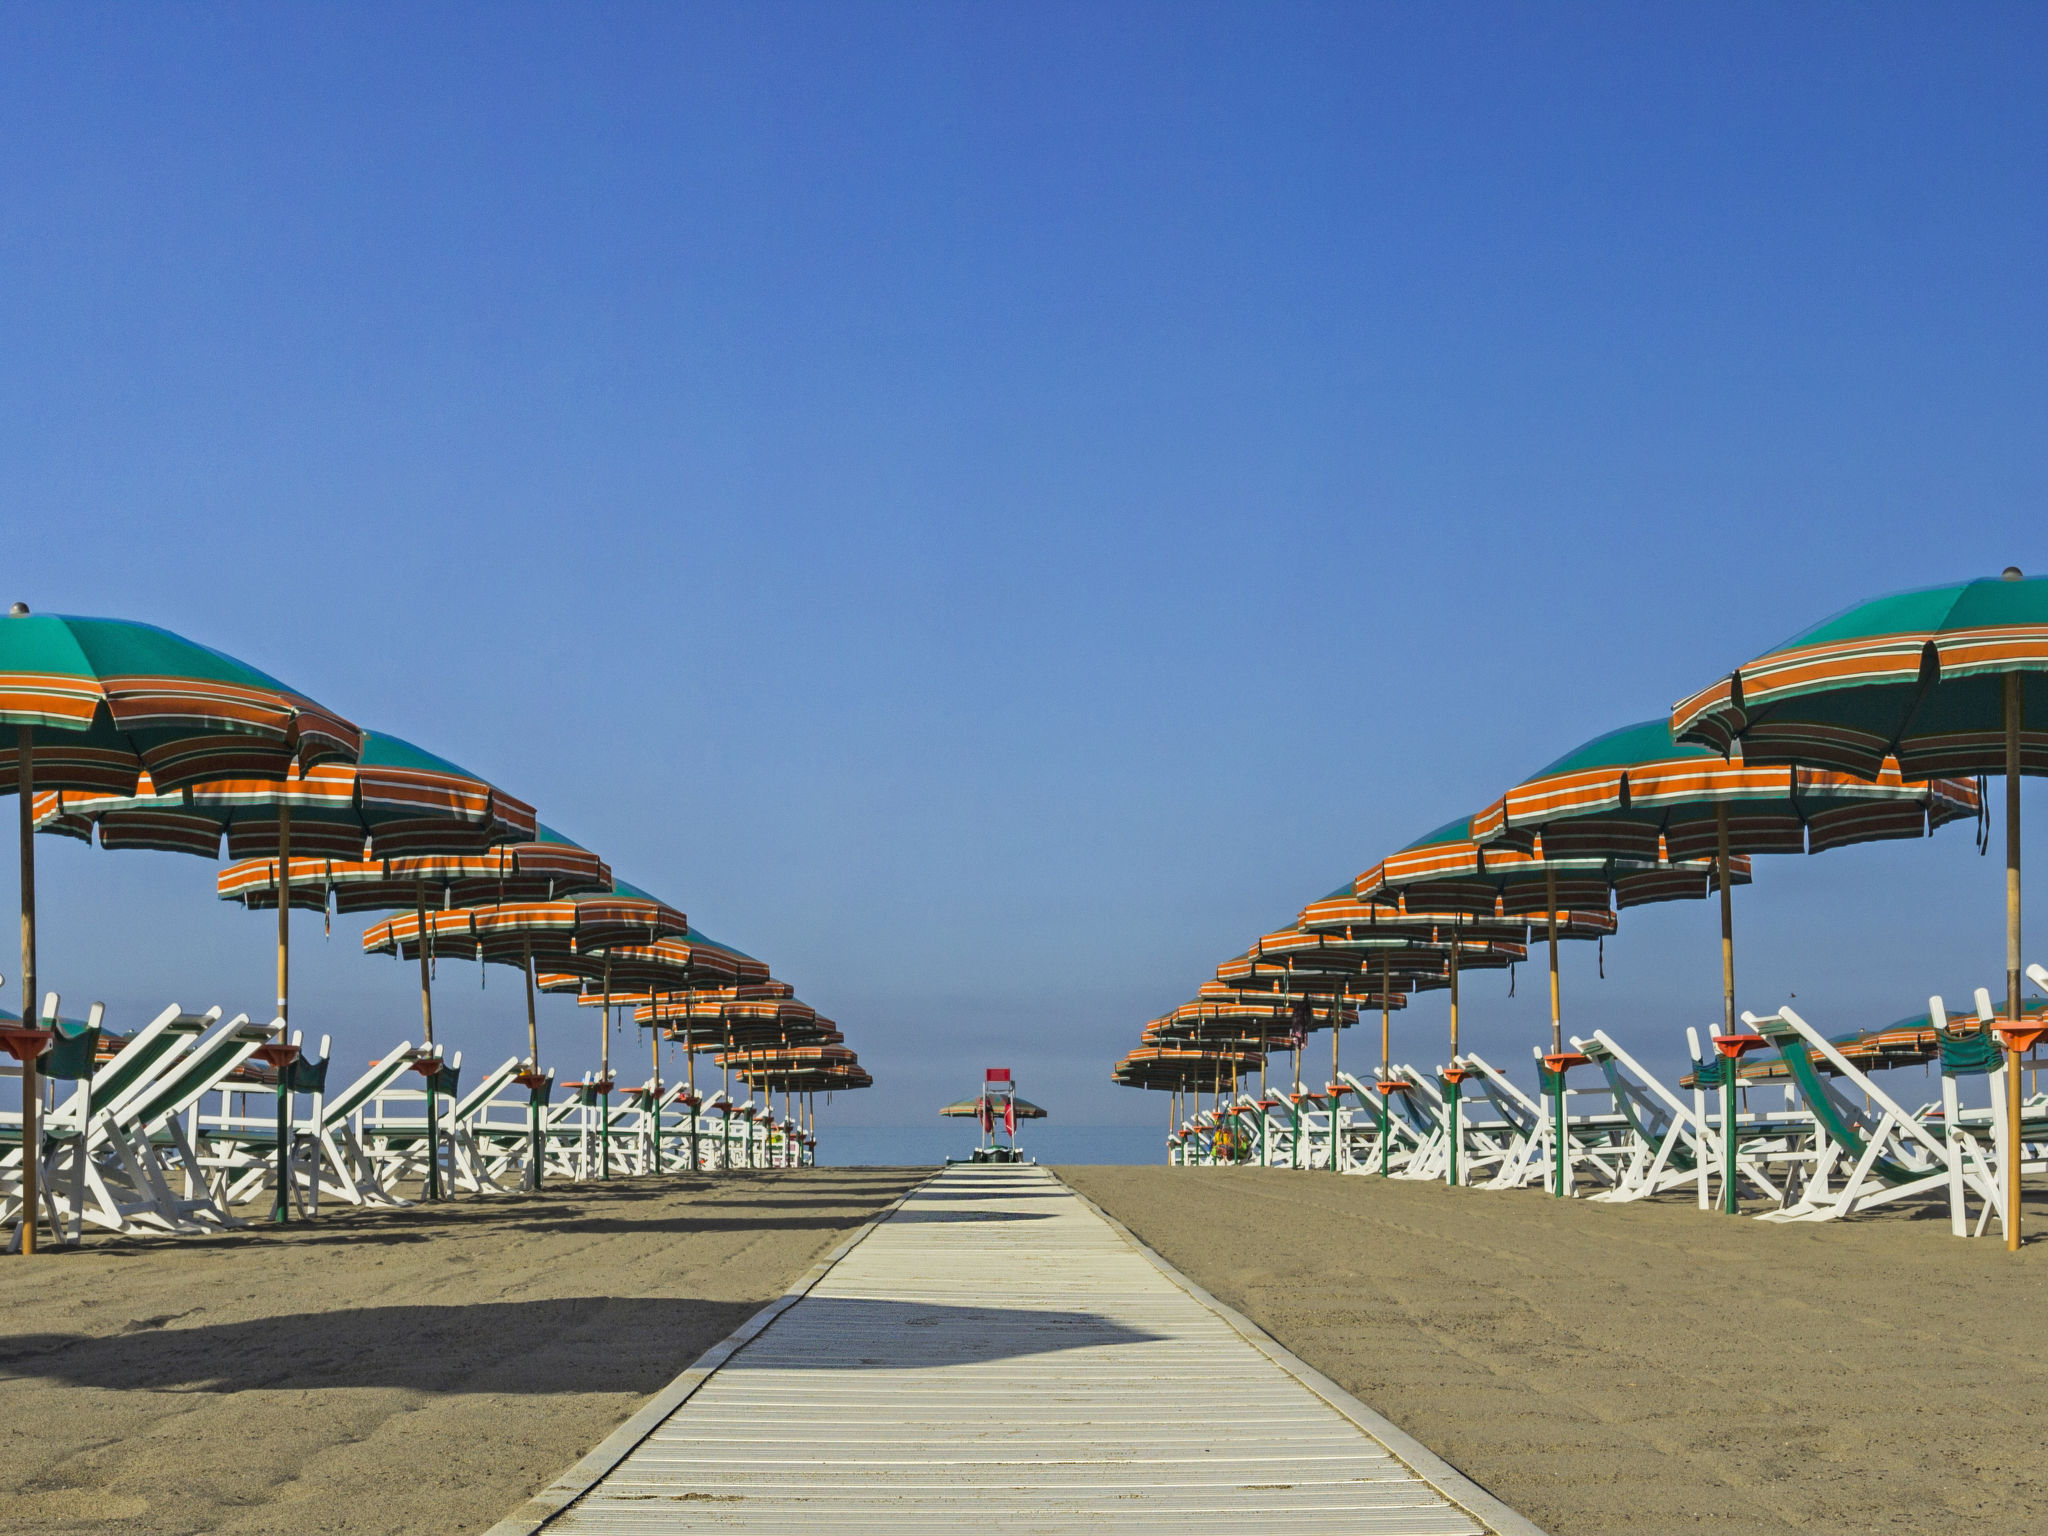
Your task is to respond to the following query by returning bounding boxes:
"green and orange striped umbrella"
[217,822,611,1132]
[35,730,532,860]
[214,823,611,914]
[1671,567,2048,1246]
[0,606,362,1252]
[540,932,779,1108]
[1218,917,1530,1097]
[364,880,688,1120]
[38,731,535,1138]
[723,1043,868,1145]
[1115,1042,1263,1150]
[1354,814,1739,1073]
[1472,716,1978,1044]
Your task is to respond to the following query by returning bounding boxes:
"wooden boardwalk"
[515,1164,1539,1534]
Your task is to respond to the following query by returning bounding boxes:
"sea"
[815,1123,1162,1167]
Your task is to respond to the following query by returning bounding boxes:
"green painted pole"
[1722,1071,1738,1215]
[271,1063,291,1224]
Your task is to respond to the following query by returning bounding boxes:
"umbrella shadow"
[723,1297,1165,1370]
[886,1207,1056,1223]
[0,1296,761,1396]
[0,1297,1163,1392]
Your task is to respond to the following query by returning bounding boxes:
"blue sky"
[3,5,2044,1146]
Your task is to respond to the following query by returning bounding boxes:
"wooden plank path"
[513,1164,1541,1534]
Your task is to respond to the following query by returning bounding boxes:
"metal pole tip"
[7,603,27,616]
[2003,566,2024,580]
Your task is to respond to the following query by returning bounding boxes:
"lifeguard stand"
[940,1068,1046,1163]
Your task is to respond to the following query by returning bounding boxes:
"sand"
[0,1167,925,1536]
[1060,1165,2047,1536]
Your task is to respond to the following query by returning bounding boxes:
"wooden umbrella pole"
[276,803,291,1030]
[1546,865,1561,1055]
[1717,801,1736,1037]
[16,727,38,1255]
[1449,926,1461,1056]
[1448,926,1462,1188]
[599,954,612,1181]
[523,937,543,1192]
[523,938,539,1068]
[414,880,435,1045]
[1380,951,1391,1079]
[271,801,292,1225]
[1328,991,1341,1171]
[412,878,441,1199]
[650,995,662,1177]
[2005,672,2024,1252]
[1380,952,1393,1178]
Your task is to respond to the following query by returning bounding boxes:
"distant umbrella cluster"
[1118,571,2048,1252]
[0,605,867,1251]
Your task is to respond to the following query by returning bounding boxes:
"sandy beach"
[1061,1165,2047,1536]
[0,1168,924,1536]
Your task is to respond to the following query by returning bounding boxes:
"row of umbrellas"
[1,606,870,1250]
[1118,568,2044,1247]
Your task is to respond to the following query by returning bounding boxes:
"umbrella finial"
[7,602,27,616]
[2004,566,2024,580]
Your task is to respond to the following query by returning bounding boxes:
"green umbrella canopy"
[1114,1044,1261,1093]
[537,921,773,995]
[0,610,360,794]
[1357,813,1748,915]
[1476,718,1979,859]
[36,729,534,861]
[215,821,613,914]
[1672,571,2048,779]
[361,878,689,973]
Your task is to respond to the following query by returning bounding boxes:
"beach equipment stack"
[0,605,874,1252]
[1115,569,2046,1247]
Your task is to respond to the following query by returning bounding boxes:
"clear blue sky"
[2,5,2043,1143]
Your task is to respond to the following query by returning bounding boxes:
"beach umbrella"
[1351,815,1734,1187]
[1273,898,1589,1163]
[1473,717,1977,1040]
[364,880,687,1181]
[1115,1043,1263,1159]
[1220,921,1536,1174]
[1471,716,1978,1209]
[538,929,775,1176]
[43,731,535,1206]
[217,823,610,1192]
[0,606,361,1252]
[1220,923,1526,1120]
[1356,815,1737,1063]
[725,1044,870,1164]
[1671,567,2048,1245]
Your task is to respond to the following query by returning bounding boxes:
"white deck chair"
[444,1056,524,1193]
[1,1002,223,1240]
[296,1043,429,1208]
[1744,1004,1996,1229]
[1573,1030,1711,1204]
[193,1030,333,1216]
[87,1012,271,1234]
[364,1047,457,1194]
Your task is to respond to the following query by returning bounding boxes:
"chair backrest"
[285,1032,331,1094]
[43,1002,105,1082]
[119,1016,272,1129]
[92,1005,223,1119]
[320,1043,421,1123]
[452,1057,522,1120]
